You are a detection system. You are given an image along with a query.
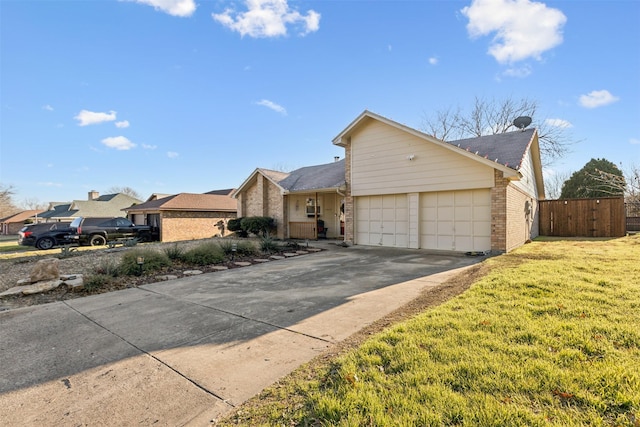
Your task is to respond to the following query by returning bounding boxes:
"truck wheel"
[90,235,107,246]
[36,237,55,250]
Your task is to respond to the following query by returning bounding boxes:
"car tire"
[90,235,107,246]
[36,237,55,250]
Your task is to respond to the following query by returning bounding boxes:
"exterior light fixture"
[136,256,145,276]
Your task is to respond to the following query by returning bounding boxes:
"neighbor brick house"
[124,190,237,242]
[0,210,43,235]
[236,110,544,253]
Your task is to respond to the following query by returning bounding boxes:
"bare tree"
[422,96,575,165]
[0,183,19,218]
[544,170,570,200]
[20,198,47,211]
[106,186,142,200]
[580,162,639,203]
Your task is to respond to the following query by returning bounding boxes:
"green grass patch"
[221,235,640,426]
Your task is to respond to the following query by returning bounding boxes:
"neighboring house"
[334,110,544,253]
[0,210,43,235]
[123,191,237,242]
[234,161,346,240]
[39,191,142,221]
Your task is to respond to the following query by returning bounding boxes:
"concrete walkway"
[0,243,482,426]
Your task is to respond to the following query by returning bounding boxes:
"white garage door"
[420,189,491,252]
[356,195,408,247]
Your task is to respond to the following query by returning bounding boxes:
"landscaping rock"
[0,286,30,298]
[62,274,84,291]
[269,255,285,260]
[22,280,63,295]
[283,253,298,257]
[183,270,203,276]
[253,258,270,263]
[295,250,309,255]
[234,262,252,267]
[29,258,60,283]
[156,275,179,281]
[211,266,228,271]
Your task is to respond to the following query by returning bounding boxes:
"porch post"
[314,192,318,239]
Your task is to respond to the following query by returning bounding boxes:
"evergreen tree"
[560,158,625,198]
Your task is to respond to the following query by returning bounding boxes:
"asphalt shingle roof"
[278,159,346,192]
[125,193,237,212]
[445,128,536,171]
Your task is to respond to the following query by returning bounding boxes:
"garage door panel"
[420,189,491,252]
[456,221,472,235]
[356,195,407,248]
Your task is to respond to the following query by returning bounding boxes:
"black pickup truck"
[67,217,157,246]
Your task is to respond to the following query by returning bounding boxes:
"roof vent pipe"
[334,156,340,162]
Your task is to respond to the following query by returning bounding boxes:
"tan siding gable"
[351,120,494,196]
[511,150,538,197]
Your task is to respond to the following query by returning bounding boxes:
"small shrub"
[240,217,275,237]
[218,239,257,257]
[59,245,78,258]
[182,242,225,266]
[84,274,112,292]
[163,244,185,261]
[120,248,171,276]
[285,240,300,250]
[94,258,121,277]
[259,237,280,253]
[227,217,248,237]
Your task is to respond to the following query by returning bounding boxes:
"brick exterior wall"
[343,139,354,244]
[238,174,286,239]
[160,211,236,242]
[505,184,537,252]
[491,169,538,253]
[491,169,508,253]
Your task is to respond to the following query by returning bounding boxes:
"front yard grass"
[220,235,640,426]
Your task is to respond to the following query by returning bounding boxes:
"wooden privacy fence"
[539,197,626,237]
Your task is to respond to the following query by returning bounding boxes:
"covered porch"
[286,192,344,240]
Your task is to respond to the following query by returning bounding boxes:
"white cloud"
[428,57,438,65]
[545,118,573,128]
[212,0,320,38]
[115,120,130,128]
[142,143,158,150]
[43,105,54,111]
[461,0,566,63]
[101,136,136,150]
[75,110,117,126]
[38,181,62,187]
[630,138,640,145]
[124,0,196,17]
[167,151,179,158]
[502,64,532,78]
[255,99,287,115]
[579,90,620,108]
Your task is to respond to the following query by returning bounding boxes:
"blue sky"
[1,0,638,206]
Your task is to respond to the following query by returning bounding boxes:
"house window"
[306,198,320,216]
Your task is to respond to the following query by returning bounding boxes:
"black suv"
[18,222,72,250]
[67,217,156,246]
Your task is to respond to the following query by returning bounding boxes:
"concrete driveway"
[0,243,482,426]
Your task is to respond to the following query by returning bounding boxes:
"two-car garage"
[355,189,491,252]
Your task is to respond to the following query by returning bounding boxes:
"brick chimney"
[88,190,99,200]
